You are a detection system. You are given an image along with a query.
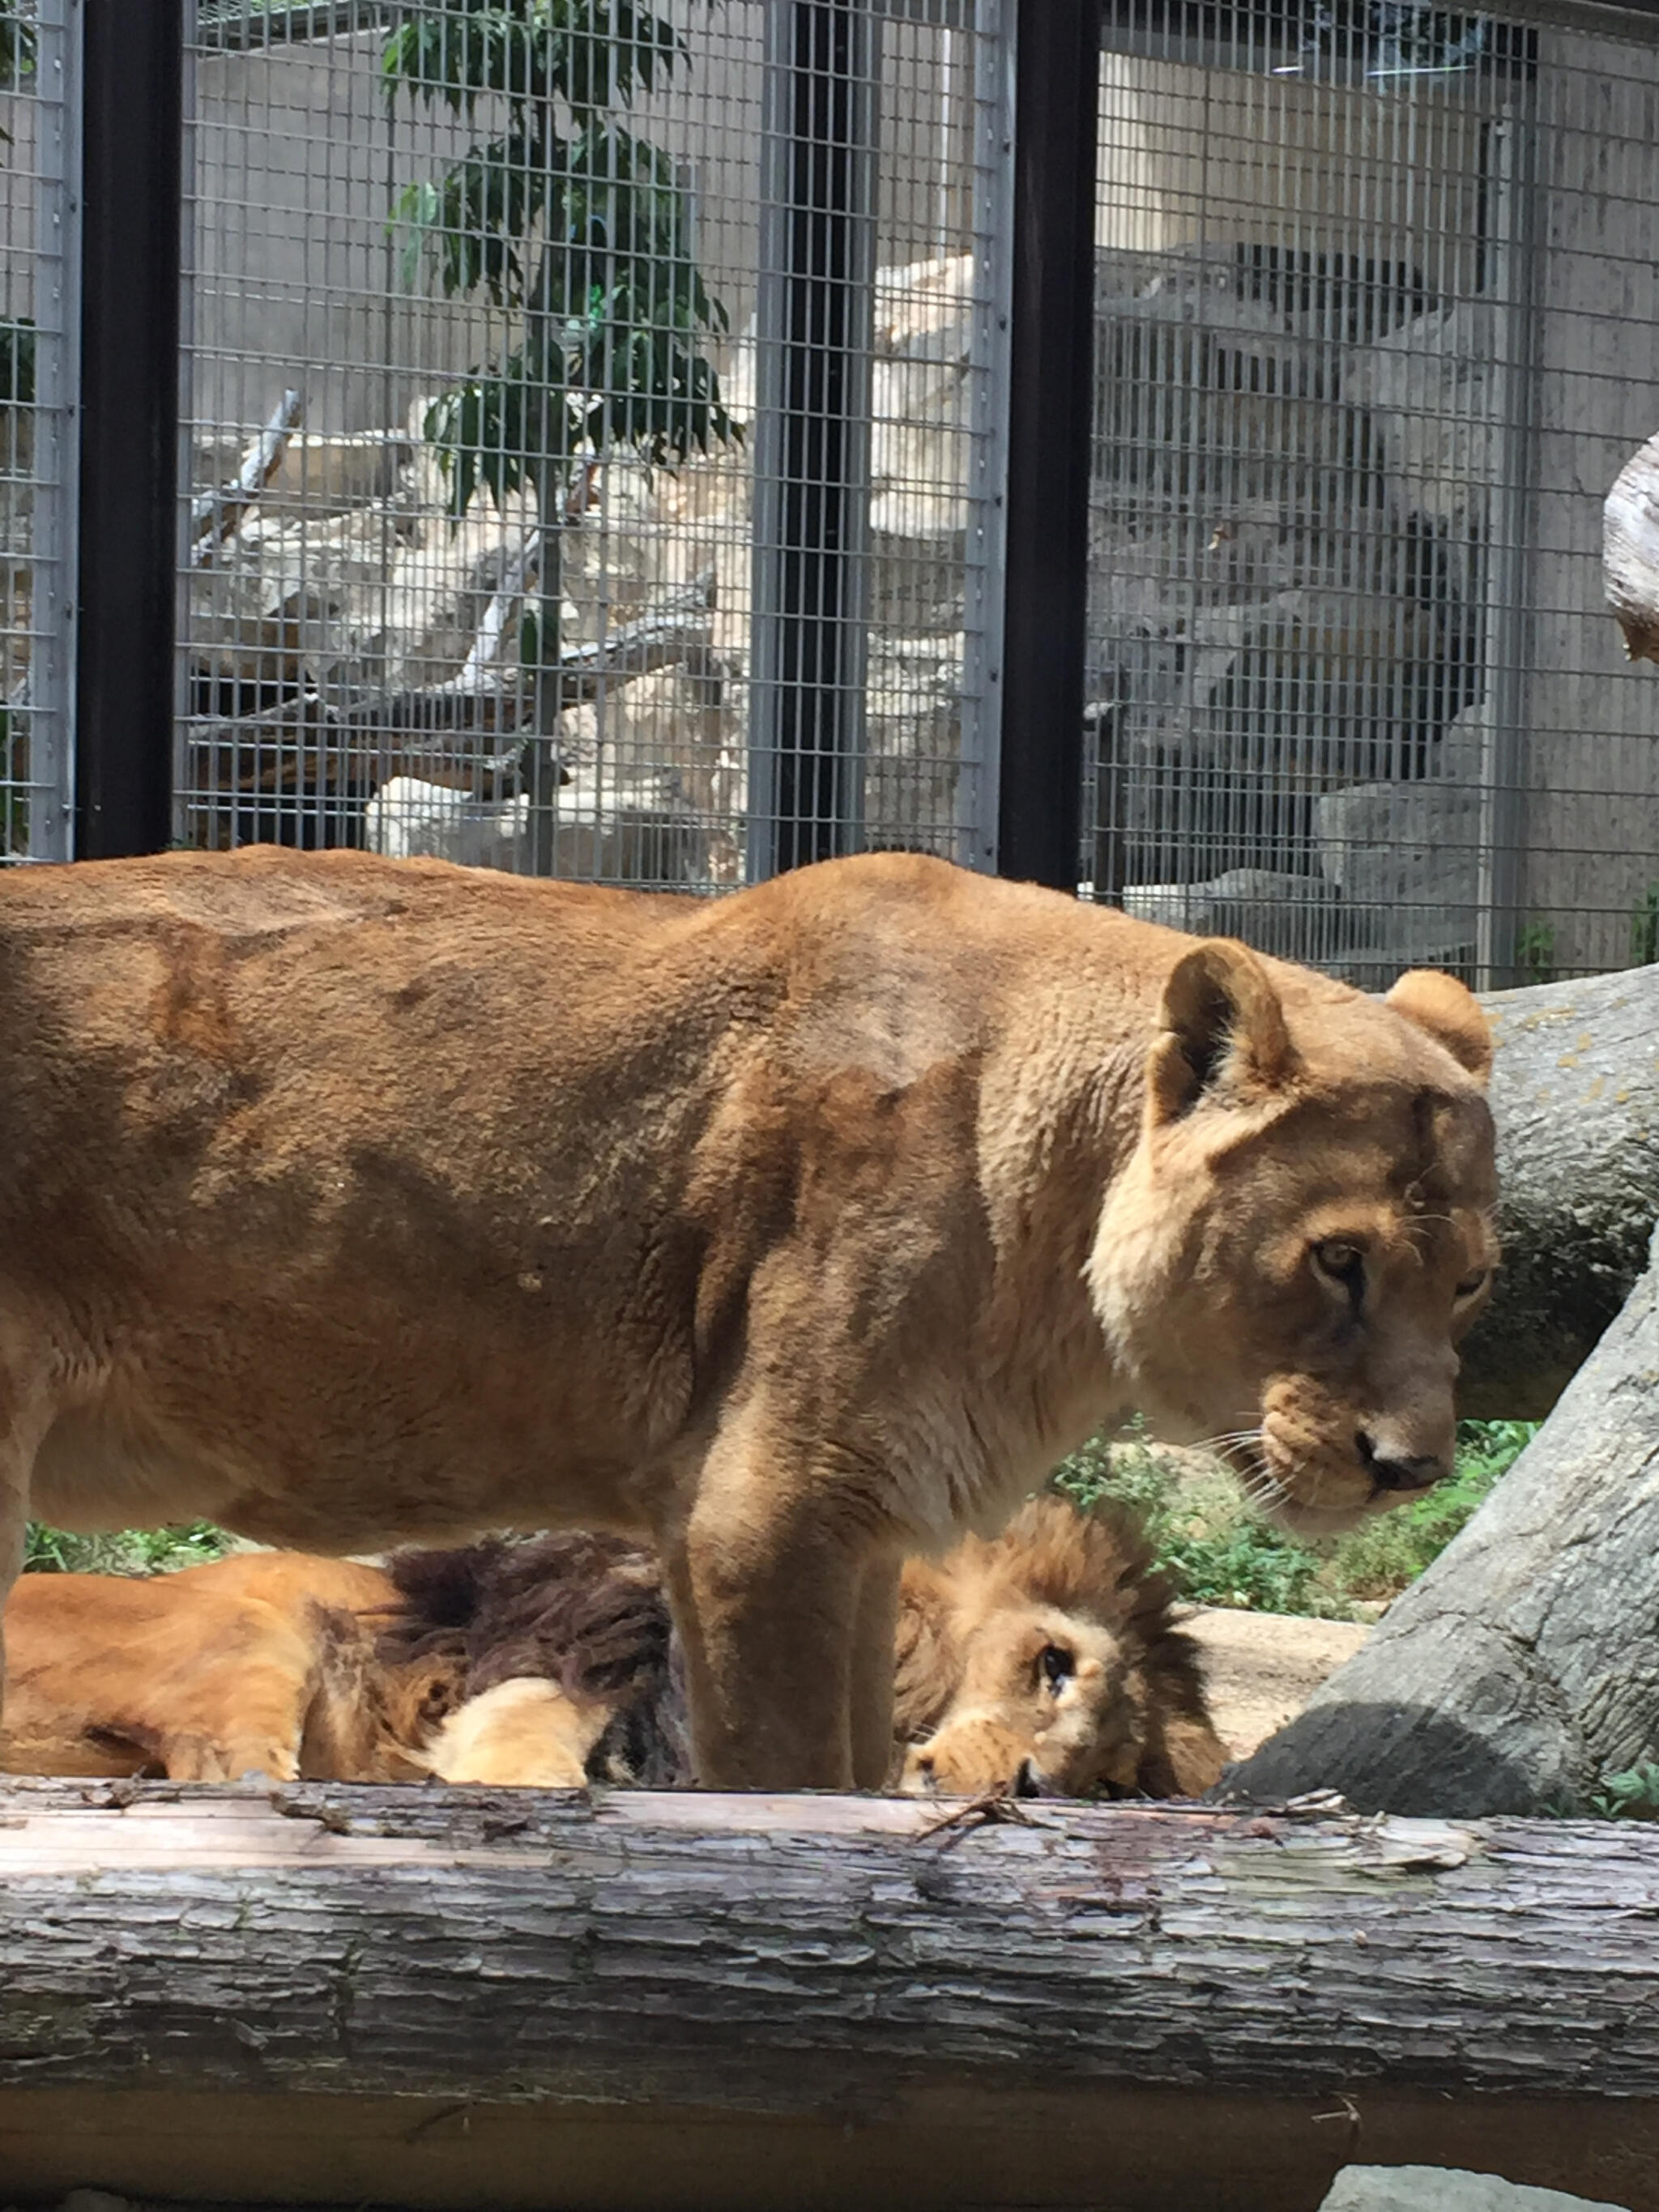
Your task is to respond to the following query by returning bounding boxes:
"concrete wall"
[1089,28,1659,980]
[1513,27,1659,976]
[188,8,973,439]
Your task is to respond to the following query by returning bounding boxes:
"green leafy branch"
[384,2,737,524]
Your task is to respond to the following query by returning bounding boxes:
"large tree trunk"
[1603,428,1659,660]
[1461,961,1659,1417]
[1230,1227,1659,1816]
[6,1778,1659,2210]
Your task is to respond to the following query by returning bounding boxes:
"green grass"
[19,1423,1535,1613]
[1052,1417,1538,1621]
[22,1519,233,1577]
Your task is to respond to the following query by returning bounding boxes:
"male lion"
[2,1498,1225,1799]
[893,1495,1226,1800]
[0,848,1495,1788]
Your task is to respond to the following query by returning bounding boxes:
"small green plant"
[1052,1417,1538,1619]
[1631,882,1659,968]
[23,1520,232,1576]
[0,1,35,104]
[1515,918,1556,986]
[1588,1761,1659,1822]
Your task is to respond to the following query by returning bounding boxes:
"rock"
[1182,1606,1371,1762]
[365,772,707,885]
[1320,2166,1631,2212]
[1123,867,1338,958]
[1343,297,1499,543]
[1315,771,1483,960]
[864,629,967,854]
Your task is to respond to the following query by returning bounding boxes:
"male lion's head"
[894,1496,1226,1801]
[1088,942,1498,1537]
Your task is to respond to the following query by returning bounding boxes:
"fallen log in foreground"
[1230,1230,1659,1818]
[4,1778,1659,2211]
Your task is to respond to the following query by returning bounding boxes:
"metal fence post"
[957,0,1016,874]
[15,0,82,864]
[748,0,880,881]
[996,0,1097,892]
[72,0,182,859]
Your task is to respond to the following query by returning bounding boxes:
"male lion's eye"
[1455,1268,1490,1300]
[1311,1239,1366,1298]
[1040,1644,1074,1690]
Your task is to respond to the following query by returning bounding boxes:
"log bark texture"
[1230,1228,1659,1817]
[4,1777,1659,2107]
[1604,428,1659,660]
[1461,961,1659,1417]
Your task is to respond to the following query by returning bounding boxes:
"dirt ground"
[1182,1605,1371,1762]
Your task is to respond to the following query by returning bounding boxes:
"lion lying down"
[0,848,1497,1789]
[1,1497,1227,1799]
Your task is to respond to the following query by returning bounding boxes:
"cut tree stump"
[6,1778,1659,2210]
[1230,1227,1659,1818]
[1461,961,1659,1418]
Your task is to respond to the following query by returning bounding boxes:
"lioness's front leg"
[667,1415,889,1790]
[850,1552,902,1790]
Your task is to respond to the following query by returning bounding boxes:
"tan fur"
[0,1553,454,1782]
[0,849,1496,1788]
[894,1497,1226,1800]
[420,1677,609,1788]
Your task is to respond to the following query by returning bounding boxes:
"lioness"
[0,848,1495,1789]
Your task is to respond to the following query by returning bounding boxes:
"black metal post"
[73,0,183,859]
[748,0,876,879]
[996,0,1097,891]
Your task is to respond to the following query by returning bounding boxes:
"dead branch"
[342,566,717,739]
[190,389,304,565]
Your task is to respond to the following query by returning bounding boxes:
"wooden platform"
[4,1775,1659,2211]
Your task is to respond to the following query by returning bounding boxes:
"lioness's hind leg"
[0,1375,49,1721]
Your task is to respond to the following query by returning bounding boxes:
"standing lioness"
[0,849,1495,1788]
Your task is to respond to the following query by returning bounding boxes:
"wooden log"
[1604,428,1659,661]
[190,388,304,564]
[1229,1229,1659,1817]
[5,1779,1659,2209]
[1461,961,1659,1418]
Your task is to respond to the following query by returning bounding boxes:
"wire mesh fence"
[0,0,77,866]
[1085,0,1659,987]
[178,0,1013,890]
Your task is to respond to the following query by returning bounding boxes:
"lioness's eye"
[1311,1238,1365,1295]
[1040,1644,1073,1690]
[1455,1268,1489,1300]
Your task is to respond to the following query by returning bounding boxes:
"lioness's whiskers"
[1188,1429,1265,1462]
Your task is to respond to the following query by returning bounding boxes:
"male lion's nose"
[1357,1430,1447,1496]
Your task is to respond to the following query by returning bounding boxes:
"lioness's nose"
[1357,1430,1447,1495]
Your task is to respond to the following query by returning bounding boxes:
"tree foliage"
[384,0,737,521]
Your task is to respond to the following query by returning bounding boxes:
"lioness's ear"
[1148,940,1294,1123]
[1385,969,1493,1085]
